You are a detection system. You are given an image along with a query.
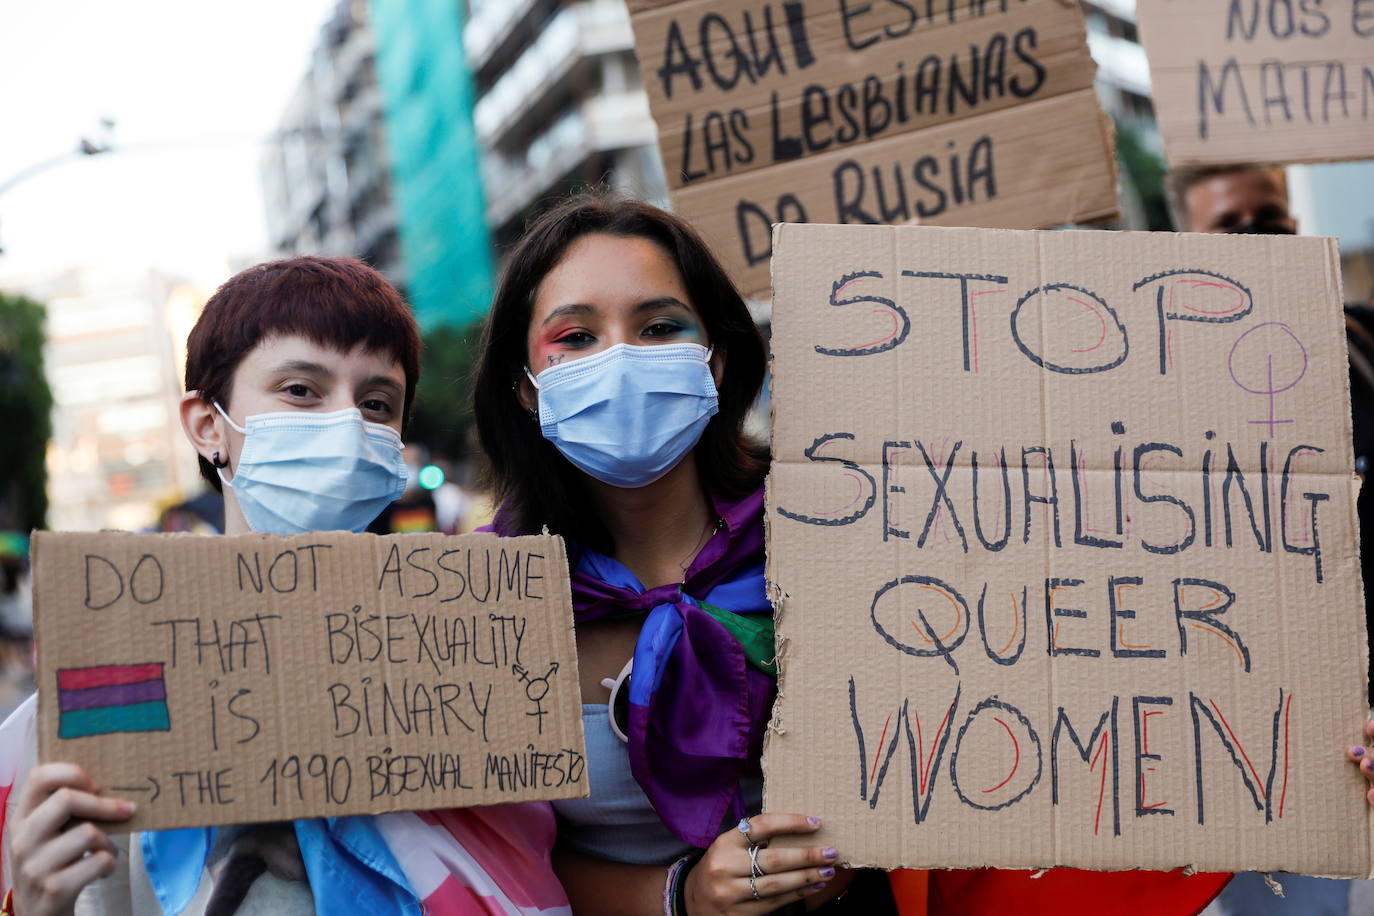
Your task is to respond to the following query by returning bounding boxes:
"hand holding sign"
[1348,720,1374,806]
[9,763,132,916]
[684,814,838,915]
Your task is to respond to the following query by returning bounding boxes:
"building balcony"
[331,27,376,97]
[1088,30,1151,98]
[353,205,397,260]
[345,152,386,205]
[581,90,655,151]
[1084,0,1136,24]
[272,183,330,251]
[481,89,655,230]
[465,0,544,76]
[338,80,382,134]
[472,0,635,152]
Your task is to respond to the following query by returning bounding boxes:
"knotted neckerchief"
[496,486,774,848]
[569,487,773,847]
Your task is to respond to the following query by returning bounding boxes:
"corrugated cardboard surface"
[627,0,1120,298]
[1137,0,1374,167]
[33,531,586,832]
[764,223,1372,874]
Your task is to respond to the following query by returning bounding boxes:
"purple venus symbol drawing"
[1227,321,1308,437]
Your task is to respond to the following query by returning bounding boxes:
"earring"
[211,451,229,469]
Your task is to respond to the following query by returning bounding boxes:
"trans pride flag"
[56,662,169,738]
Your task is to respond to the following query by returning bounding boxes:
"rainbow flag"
[57,662,170,738]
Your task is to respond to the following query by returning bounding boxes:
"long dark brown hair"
[472,194,768,551]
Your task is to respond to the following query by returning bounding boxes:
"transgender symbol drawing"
[1227,321,1308,437]
[513,661,560,734]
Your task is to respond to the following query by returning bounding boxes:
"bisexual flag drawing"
[57,663,170,739]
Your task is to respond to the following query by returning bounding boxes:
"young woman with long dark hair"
[472,195,892,914]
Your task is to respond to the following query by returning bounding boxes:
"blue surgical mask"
[527,342,719,488]
[215,404,407,534]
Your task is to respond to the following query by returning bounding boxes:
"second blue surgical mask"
[216,404,407,534]
[527,342,719,488]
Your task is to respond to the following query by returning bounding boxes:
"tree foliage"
[0,292,52,531]
[407,319,485,464]
[1116,118,1173,232]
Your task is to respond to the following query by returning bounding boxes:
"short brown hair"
[472,193,768,551]
[184,256,421,491]
[1164,164,1288,231]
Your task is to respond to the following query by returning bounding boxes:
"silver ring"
[749,844,766,878]
[736,817,755,846]
[749,874,761,901]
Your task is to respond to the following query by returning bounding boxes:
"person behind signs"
[1166,168,1374,691]
[470,193,1251,916]
[1164,164,1298,236]
[1165,164,1374,698]
[0,257,571,916]
[1167,165,1374,916]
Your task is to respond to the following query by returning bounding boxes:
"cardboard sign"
[32,531,586,832]
[1137,0,1374,167]
[764,223,1371,874]
[627,0,1120,298]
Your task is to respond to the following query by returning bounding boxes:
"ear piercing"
[211,451,229,468]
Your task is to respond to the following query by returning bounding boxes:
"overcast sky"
[0,0,337,286]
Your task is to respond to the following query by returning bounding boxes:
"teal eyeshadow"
[659,320,700,339]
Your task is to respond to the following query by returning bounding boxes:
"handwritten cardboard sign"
[763,223,1371,874]
[32,531,586,832]
[1137,0,1374,167]
[627,0,1120,298]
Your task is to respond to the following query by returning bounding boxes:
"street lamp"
[0,119,116,255]
[0,120,343,256]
